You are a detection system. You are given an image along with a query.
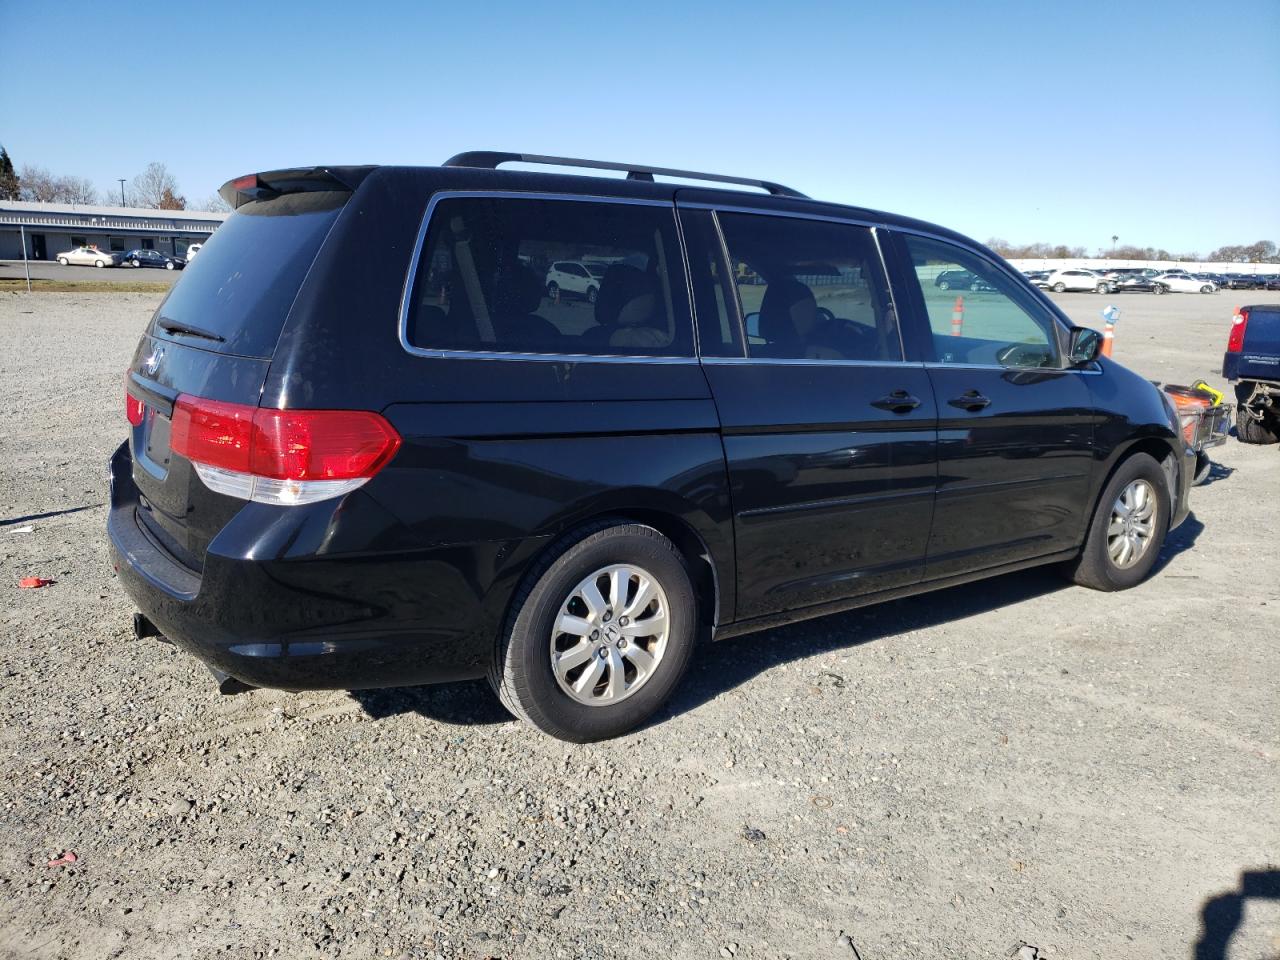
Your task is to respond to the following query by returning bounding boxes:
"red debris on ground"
[18,577,54,589]
[46,851,77,868]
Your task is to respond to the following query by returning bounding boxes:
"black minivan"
[109,152,1194,741]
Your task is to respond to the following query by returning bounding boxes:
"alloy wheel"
[549,563,670,706]
[1107,479,1157,569]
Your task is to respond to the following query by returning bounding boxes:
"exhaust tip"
[206,666,257,696]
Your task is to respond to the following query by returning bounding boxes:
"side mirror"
[1069,327,1103,364]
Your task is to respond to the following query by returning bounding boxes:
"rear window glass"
[149,191,346,358]
[405,196,692,357]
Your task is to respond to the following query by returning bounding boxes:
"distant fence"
[1007,258,1280,276]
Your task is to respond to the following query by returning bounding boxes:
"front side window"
[406,197,692,357]
[901,234,1063,369]
[717,213,902,362]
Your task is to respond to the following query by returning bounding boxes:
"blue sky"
[2,0,1277,254]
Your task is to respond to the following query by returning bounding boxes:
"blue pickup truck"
[1223,304,1280,444]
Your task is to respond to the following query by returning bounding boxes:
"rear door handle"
[871,390,922,414]
[948,391,991,411]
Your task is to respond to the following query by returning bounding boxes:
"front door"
[679,203,938,621]
[31,234,47,260]
[889,232,1096,578]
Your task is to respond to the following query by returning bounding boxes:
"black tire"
[489,522,698,742]
[1152,284,1166,295]
[1096,283,1108,294]
[586,286,598,304]
[1236,406,1280,445]
[1063,453,1170,591]
[938,280,951,291]
[165,261,175,271]
[1193,453,1212,485]
[132,259,141,268]
[1200,285,1212,294]
[1053,282,1066,293]
[546,281,559,300]
[95,259,105,268]
[57,257,69,266]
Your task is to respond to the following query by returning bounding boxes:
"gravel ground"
[0,290,1277,960]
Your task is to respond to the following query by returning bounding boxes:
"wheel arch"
[1091,435,1180,533]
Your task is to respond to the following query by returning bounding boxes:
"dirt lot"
[1,290,1277,960]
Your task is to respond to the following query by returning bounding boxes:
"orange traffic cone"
[950,296,964,337]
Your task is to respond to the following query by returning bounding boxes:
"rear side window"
[716,212,902,362]
[405,196,692,357]
[150,191,346,358]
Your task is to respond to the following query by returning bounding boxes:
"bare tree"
[194,193,231,213]
[130,162,181,209]
[17,164,98,204]
[60,176,99,205]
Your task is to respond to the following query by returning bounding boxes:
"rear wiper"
[157,318,226,343]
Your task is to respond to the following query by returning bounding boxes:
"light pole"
[117,179,126,206]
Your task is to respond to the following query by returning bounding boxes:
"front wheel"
[1152,284,1166,295]
[1063,453,1169,591]
[490,522,697,742]
[1053,282,1066,293]
[586,286,598,304]
[58,257,69,266]
[1200,285,1213,294]
[1096,283,1108,294]
[546,282,559,301]
[95,260,105,268]
[165,261,175,270]
[132,259,141,268]
[937,280,951,291]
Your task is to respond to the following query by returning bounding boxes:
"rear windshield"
[149,191,346,358]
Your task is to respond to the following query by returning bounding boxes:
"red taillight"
[1226,307,1250,353]
[171,396,401,483]
[230,174,259,192]
[125,374,145,427]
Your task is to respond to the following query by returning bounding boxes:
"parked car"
[186,243,203,262]
[1022,270,1052,287]
[1108,275,1159,293]
[1222,274,1265,290]
[1263,276,1280,290]
[545,260,606,303]
[1045,268,1109,293]
[934,269,990,291]
[56,246,118,268]
[1222,304,1280,444]
[109,152,1196,742]
[1152,273,1217,294]
[122,249,186,271]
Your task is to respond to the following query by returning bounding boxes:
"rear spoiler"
[218,165,376,209]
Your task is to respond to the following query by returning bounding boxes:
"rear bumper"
[106,442,493,691]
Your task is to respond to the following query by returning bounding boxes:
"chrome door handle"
[872,390,922,414]
[948,391,991,411]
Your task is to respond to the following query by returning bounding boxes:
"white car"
[545,260,607,303]
[186,243,202,262]
[55,246,118,268]
[1044,268,1109,293]
[1151,273,1217,294]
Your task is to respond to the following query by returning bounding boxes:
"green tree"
[0,146,18,200]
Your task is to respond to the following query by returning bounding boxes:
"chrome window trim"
[703,356,924,369]
[924,361,1102,375]
[397,190,697,364]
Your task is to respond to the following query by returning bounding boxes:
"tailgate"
[1239,306,1280,380]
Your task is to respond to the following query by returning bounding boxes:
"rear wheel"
[1064,453,1169,591]
[1152,283,1166,295]
[938,280,951,291]
[132,259,141,267]
[1096,283,1108,294]
[57,257,68,266]
[490,523,697,742]
[586,286,598,304]
[95,259,105,268]
[1053,282,1066,293]
[546,281,559,300]
[1199,284,1213,294]
[1236,406,1280,445]
[165,261,175,270]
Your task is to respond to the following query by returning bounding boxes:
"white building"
[0,200,226,261]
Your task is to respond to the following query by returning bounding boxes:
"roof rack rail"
[443,151,808,199]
